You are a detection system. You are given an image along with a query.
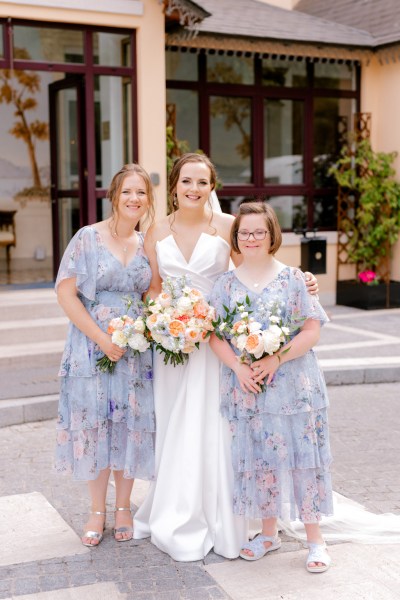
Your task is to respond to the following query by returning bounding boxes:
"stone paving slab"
[205,543,400,600]
[0,492,88,567]
[4,582,127,600]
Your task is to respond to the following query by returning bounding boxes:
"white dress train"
[134,233,247,561]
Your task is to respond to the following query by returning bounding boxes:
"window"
[13,25,84,63]
[166,49,360,230]
[210,96,252,184]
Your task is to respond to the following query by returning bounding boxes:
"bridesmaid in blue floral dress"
[55,164,155,547]
[210,202,333,573]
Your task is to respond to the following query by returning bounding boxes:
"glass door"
[49,76,87,274]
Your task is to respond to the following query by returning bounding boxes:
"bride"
[134,153,318,561]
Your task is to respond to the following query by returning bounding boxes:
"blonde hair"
[230,201,282,255]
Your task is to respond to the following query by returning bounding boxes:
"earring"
[173,193,178,208]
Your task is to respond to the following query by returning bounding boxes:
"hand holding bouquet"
[214,296,293,388]
[145,276,215,366]
[97,312,150,373]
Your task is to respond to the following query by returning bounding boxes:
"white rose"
[176,296,193,313]
[269,315,280,324]
[240,311,248,318]
[249,320,262,333]
[237,323,247,334]
[133,318,146,333]
[262,328,282,355]
[281,326,290,336]
[236,333,248,352]
[128,333,150,352]
[148,302,162,314]
[112,330,128,348]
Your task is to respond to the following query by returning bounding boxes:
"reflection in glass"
[0,70,63,283]
[166,89,199,152]
[264,99,304,184]
[95,76,132,188]
[93,32,131,67]
[58,197,80,259]
[214,196,257,216]
[262,57,307,87]
[266,196,307,230]
[313,195,337,229]
[55,87,78,189]
[166,50,198,81]
[314,97,354,187]
[207,54,254,85]
[210,96,251,184]
[13,26,84,63]
[314,61,355,90]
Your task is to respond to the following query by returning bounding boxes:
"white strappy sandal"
[306,542,331,573]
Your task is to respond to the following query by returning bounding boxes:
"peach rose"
[185,328,200,343]
[245,333,264,357]
[193,301,208,318]
[169,319,186,337]
[146,313,159,330]
[158,292,172,308]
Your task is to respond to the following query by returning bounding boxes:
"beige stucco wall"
[361,57,400,280]
[0,0,167,220]
[255,0,297,9]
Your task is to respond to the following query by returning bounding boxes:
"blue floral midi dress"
[55,226,155,481]
[210,266,333,523]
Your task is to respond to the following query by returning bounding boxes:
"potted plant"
[330,138,400,309]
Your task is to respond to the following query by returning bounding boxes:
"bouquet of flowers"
[144,276,216,366]
[213,296,292,377]
[96,300,150,373]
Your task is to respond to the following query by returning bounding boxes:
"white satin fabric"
[278,492,400,545]
[134,233,248,561]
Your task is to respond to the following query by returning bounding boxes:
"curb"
[1,365,400,428]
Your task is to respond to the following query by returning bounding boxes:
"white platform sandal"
[306,542,331,573]
[239,533,281,561]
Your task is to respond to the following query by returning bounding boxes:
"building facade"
[0,0,399,305]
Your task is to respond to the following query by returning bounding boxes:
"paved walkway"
[1,300,400,599]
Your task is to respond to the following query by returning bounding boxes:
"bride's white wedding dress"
[134,232,247,561]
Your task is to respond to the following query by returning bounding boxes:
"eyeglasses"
[237,229,269,241]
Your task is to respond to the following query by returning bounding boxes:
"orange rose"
[146,313,159,330]
[169,319,186,337]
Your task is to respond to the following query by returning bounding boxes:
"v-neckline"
[232,266,289,295]
[92,227,141,268]
[169,232,205,264]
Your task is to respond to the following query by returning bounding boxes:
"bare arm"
[143,226,163,299]
[209,333,260,393]
[57,278,125,362]
[252,318,320,385]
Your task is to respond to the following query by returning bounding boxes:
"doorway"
[49,76,87,274]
